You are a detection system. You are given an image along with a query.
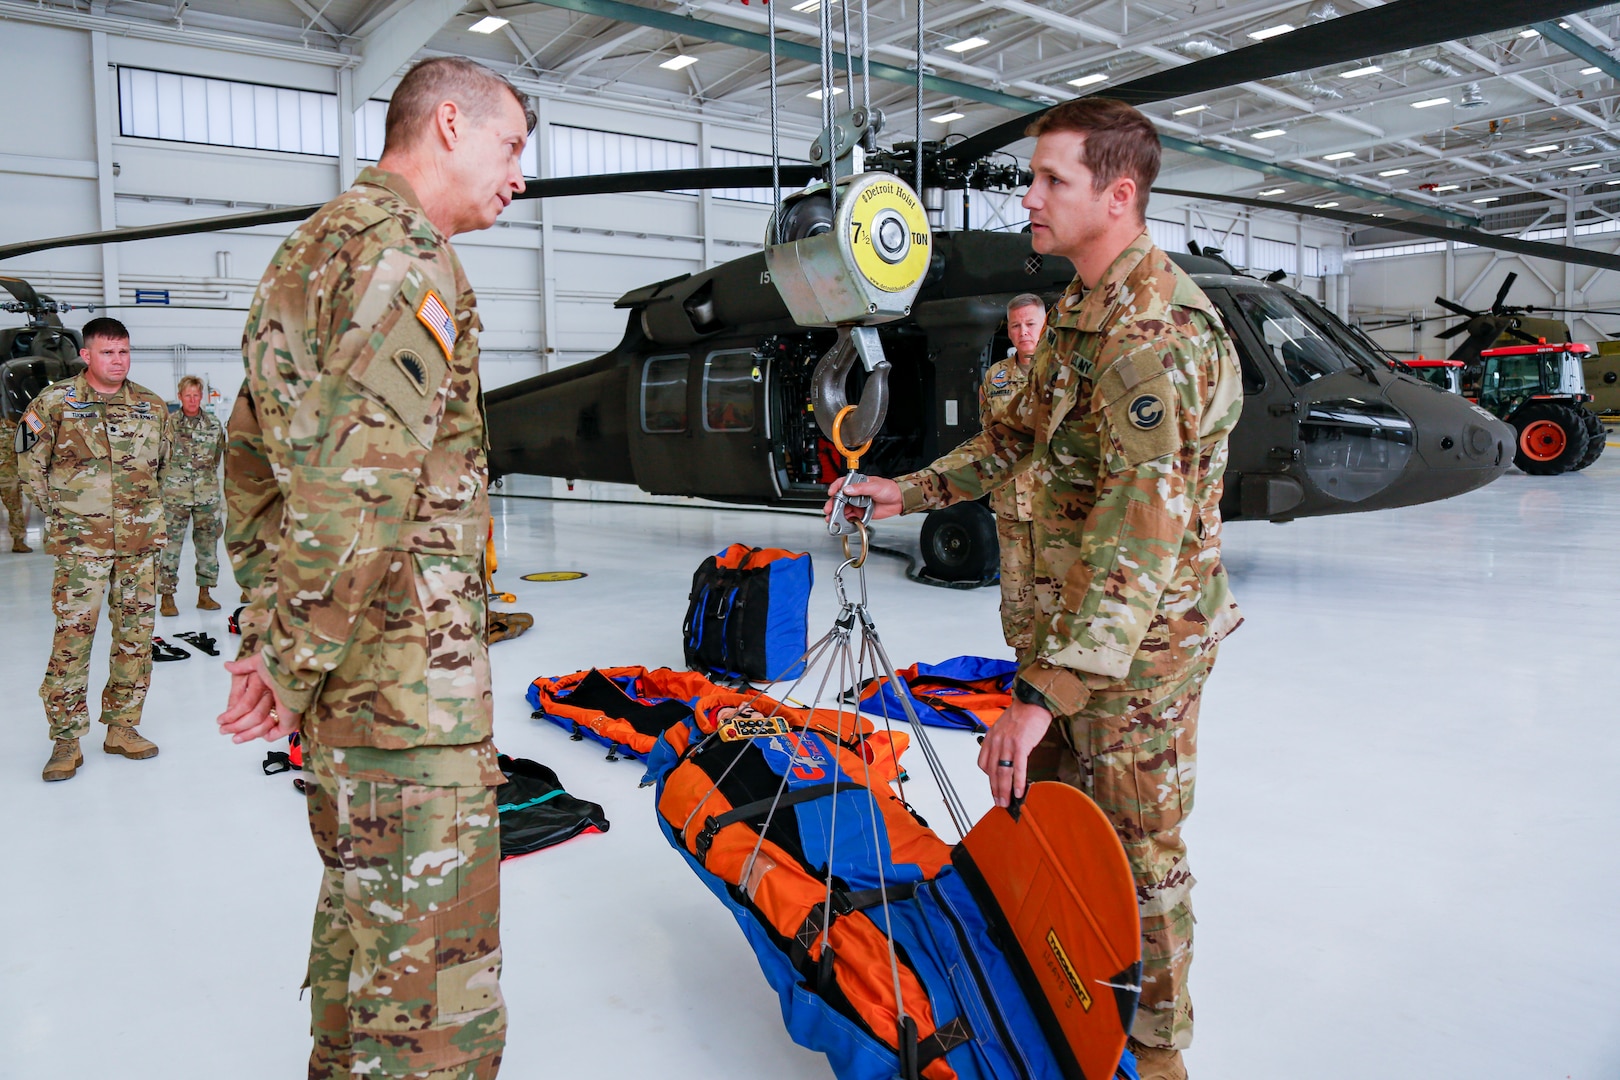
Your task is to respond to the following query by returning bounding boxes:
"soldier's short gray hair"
[1007,293,1045,315]
[383,57,538,157]
[177,375,204,395]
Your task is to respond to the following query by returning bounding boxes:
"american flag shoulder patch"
[23,410,43,435]
[415,289,456,360]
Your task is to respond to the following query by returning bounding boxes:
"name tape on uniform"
[415,290,457,361]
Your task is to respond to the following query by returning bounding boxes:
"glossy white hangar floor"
[3,443,1619,1080]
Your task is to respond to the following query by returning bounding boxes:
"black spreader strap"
[694,781,864,861]
[917,1016,974,1069]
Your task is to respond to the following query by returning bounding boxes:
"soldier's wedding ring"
[996,759,1014,768]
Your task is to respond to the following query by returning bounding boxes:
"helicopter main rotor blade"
[1491,272,1518,312]
[0,165,825,262]
[1435,321,1476,340]
[0,274,46,309]
[1435,297,1481,320]
[942,0,1593,166]
[1153,187,1620,275]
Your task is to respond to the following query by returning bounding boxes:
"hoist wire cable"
[859,0,870,118]
[767,0,781,244]
[862,618,969,837]
[820,0,839,213]
[839,0,855,108]
[913,0,923,197]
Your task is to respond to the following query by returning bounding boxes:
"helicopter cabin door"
[627,346,775,498]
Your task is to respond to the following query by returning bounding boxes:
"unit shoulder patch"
[1127,393,1166,430]
[392,348,432,396]
[415,289,457,361]
[352,299,451,448]
[1103,371,1180,470]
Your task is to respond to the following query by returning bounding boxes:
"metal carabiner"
[811,325,890,450]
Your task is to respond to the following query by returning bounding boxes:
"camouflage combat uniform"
[979,352,1037,652]
[158,407,225,593]
[20,375,171,739]
[897,232,1244,1050]
[228,166,504,1080]
[1,415,31,546]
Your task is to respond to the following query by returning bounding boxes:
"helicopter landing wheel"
[1511,402,1590,475]
[919,502,999,583]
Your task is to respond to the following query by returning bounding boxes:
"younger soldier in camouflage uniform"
[980,294,1046,652]
[216,57,531,1080]
[21,317,169,780]
[0,414,34,551]
[158,374,226,615]
[831,100,1243,1080]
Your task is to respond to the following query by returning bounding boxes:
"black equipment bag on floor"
[496,754,610,859]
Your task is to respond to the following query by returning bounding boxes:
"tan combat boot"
[197,586,221,611]
[104,724,159,760]
[1128,1040,1188,1080]
[42,737,83,781]
[160,593,178,617]
[12,537,31,553]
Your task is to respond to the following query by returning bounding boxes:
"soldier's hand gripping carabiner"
[827,405,874,537]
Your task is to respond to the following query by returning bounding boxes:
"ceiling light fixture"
[1582,67,1603,75]
[930,112,965,124]
[659,54,698,70]
[1341,65,1382,78]
[468,15,509,33]
[1608,179,1620,185]
[806,87,845,100]
[1378,168,1410,176]
[1472,196,1500,203]
[1315,201,1340,208]
[1524,144,1560,154]
[1323,151,1356,160]
[1519,28,1540,38]
[1067,73,1108,88]
[1252,128,1287,139]
[792,0,837,12]
[1258,187,1286,196]
[944,36,988,53]
[1570,162,1602,171]
[1248,24,1294,41]
[1173,104,1208,116]
[1433,184,1461,191]
[1411,97,1451,109]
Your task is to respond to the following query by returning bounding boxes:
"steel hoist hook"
[812,325,890,451]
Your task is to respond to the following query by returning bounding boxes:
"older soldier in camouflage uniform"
[1,414,34,551]
[21,317,170,780]
[158,374,226,615]
[216,57,530,1080]
[980,293,1046,652]
[831,100,1243,1080]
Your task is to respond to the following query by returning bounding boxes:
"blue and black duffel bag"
[682,544,812,683]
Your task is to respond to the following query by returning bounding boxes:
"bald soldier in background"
[22,317,170,781]
[981,293,1047,652]
[216,57,531,1079]
[830,99,1243,1080]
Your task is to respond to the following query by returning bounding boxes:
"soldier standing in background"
[215,57,530,1079]
[158,374,225,616]
[0,413,33,551]
[829,100,1244,1080]
[981,293,1047,653]
[21,316,169,781]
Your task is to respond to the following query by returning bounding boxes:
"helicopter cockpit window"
[703,350,758,433]
[640,355,689,433]
[1233,289,1358,387]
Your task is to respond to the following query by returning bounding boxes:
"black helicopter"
[0,0,1602,580]
[0,276,85,421]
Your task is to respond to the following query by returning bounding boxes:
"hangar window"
[703,350,758,432]
[117,67,339,156]
[552,125,698,194]
[710,147,811,204]
[641,355,689,433]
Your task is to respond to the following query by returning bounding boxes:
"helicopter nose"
[1388,377,1514,491]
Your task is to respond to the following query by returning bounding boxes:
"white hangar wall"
[1349,230,1620,357]
[0,15,802,414]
